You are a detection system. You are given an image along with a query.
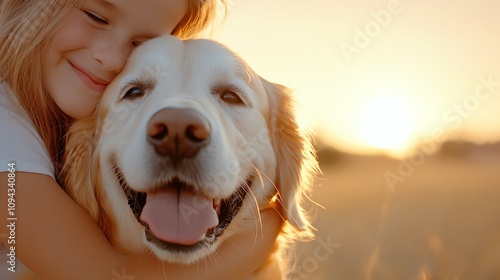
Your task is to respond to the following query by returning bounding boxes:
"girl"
[0,0,282,279]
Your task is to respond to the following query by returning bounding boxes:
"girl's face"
[43,0,187,118]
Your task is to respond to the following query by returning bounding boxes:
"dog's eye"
[123,87,144,100]
[211,85,247,106]
[219,91,244,105]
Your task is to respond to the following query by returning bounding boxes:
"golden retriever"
[60,35,318,278]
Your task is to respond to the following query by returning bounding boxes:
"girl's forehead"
[86,0,188,35]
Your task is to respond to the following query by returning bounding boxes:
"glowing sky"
[212,0,500,156]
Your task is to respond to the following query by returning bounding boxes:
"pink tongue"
[140,188,219,245]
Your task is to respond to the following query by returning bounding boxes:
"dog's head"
[62,35,318,264]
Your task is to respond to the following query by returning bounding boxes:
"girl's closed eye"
[81,10,144,47]
[83,10,108,25]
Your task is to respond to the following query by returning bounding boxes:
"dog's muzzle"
[114,108,252,253]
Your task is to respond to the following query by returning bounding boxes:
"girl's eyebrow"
[93,0,117,10]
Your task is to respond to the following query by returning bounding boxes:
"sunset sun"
[359,96,415,156]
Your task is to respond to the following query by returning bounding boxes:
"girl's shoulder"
[0,83,54,178]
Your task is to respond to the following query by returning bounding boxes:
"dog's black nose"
[147,108,211,165]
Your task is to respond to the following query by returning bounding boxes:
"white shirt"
[0,82,55,178]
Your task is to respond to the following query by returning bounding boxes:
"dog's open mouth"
[113,165,251,252]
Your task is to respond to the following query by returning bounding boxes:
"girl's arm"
[0,172,282,280]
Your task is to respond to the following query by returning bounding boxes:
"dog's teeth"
[199,233,206,241]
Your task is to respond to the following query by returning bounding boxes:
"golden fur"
[59,36,319,278]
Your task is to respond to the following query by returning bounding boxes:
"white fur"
[60,35,318,278]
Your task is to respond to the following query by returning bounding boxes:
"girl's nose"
[92,38,129,73]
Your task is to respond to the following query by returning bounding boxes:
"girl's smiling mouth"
[68,61,109,93]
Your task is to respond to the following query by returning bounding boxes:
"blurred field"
[292,144,500,280]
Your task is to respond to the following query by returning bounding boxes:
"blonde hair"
[0,0,226,179]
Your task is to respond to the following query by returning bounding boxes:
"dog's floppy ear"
[263,79,319,234]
